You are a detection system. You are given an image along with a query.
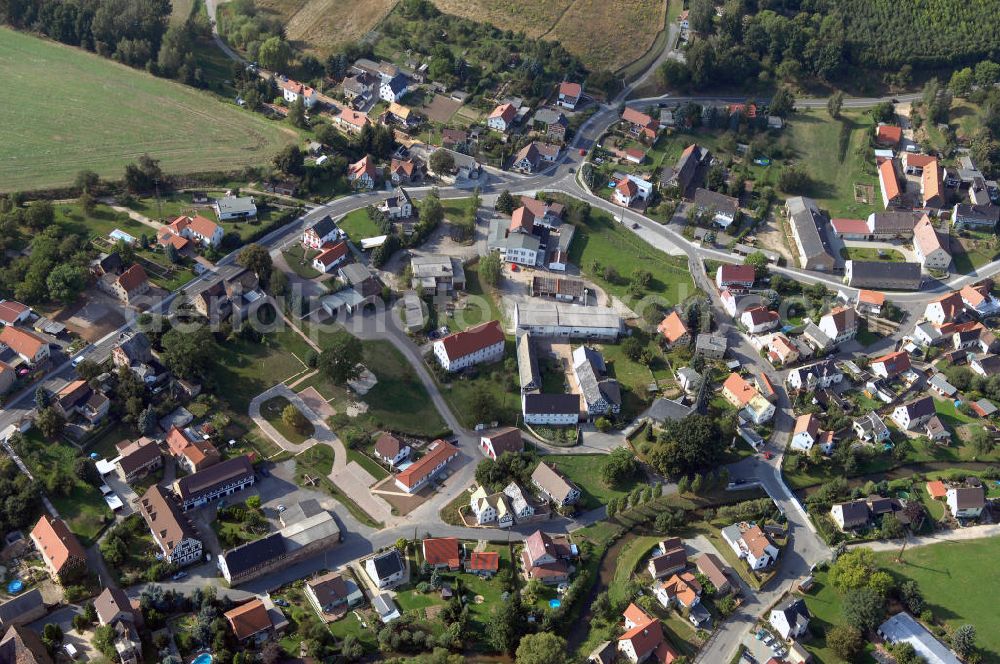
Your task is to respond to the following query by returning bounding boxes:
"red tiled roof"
[466,551,499,572]
[830,218,869,235]
[0,326,47,360]
[314,241,348,267]
[422,537,460,568]
[742,306,778,326]
[616,178,638,197]
[116,264,149,293]
[559,81,582,98]
[876,125,902,145]
[279,78,315,98]
[657,311,689,344]
[722,372,757,406]
[619,618,664,659]
[717,264,756,285]
[338,108,369,128]
[932,291,965,321]
[349,155,378,180]
[224,599,272,641]
[489,103,516,123]
[0,300,28,325]
[873,350,911,376]
[624,602,653,627]
[374,433,403,459]
[858,289,885,306]
[188,214,219,238]
[926,480,947,499]
[622,107,655,128]
[395,439,458,489]
[879,159,901,201]
[794,413,820,438]
[158,231,190,251]
[510,206,535,232]
[922,159,942,204]
[31,515,85,575]
[438,320,504,362]
[961,282,991,307]
[913,214,945,257]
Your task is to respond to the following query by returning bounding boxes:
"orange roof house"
[878,159,901,206]
[622,107,659,140]
[0,326,48,364]
[657,311,690,346]
[224,599,273,642]
[30,515,86,580]
[722,372,758,407]
[394,439,459,492]
[510,206,535,233]
[422,537,461,570]
[465,551,499,574]
[926,480,947,499]
[858,290,885,307]
[875,125,902,146]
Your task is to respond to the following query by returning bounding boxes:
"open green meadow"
[0,27,296,192]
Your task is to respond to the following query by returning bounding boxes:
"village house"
[947,486,986,518]
[854,411,891,442]
[348,155,379,190]
[787,196,836,271]
[877,612,962,664]
[161,214,224,248]
[647,538,686,579]
[657,310,690,347]
[137,485,202,567]
[721,522,778,570]
[305,572,363,620]
[0,325,49,366]
[532,461,581,507]
[373,433,410,467]
[769,598,811,640]
[676,367,702,394]
[845,260,923,290]
[766,333,800,366]
[694,553,732,595]
[379,72,409,103]
[95,587,142,664]
[613,174,653,207]
[819,306,858,345]
[433,320,505,372]
[214,196,256,222]
[924,291,965,326]
[532,108,568,139]
[53,379,109,426]
[662,143,710,198]
[225,599,277,645]
[785,360,842,391]
[616,605,678,663]
[522,393,581,426]
[110,264,151,305]
[741,306,779,334]
[831,500,870,530]
[487,103,517,132]
[856,289,886,316]
[115,437,162,483]
[913,215,951,269]
[716,264,756,292]
[389,157,424,184]
[952,203,1000,230]
[279,78,317,107]
[469,485,514,528]
[692,187,739,228]
[790,413,828,453]
[393,439,459,493]
[422,538,461,570]
[166,426,221,473]
[512,142,560,173]
[871,350,912,379]
[502,482,537,523]
[621,107,659,141]
[333,108,369,134]
[479,427,523,460]
[878,159,903,208]
[961,282,1000,317]
[377,187,414,220]
[557,81,582,110]
[311,241,350,274]
[465,551,500,577]
[654,572,703,611]
[521,530,575,585]
[30,515,86,582]
[173,455,255,511]
[891,395,936,430]
[302,216,342,250]
[972,354,1000,377]
[0,300,31,327]
[365,549,406,589]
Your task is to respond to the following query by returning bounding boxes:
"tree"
[165,243,179,264]
[487,596,523,654]
[469,385,497,425]
[601,447,638,487]
[658,60,690,89]
[496,190,516,215]
[970,426,994,456]
[268,268,289,296]
[93,625,116,658]
[75,170,101,194]
[34,386,50,410]
[690,473,704,493]
[430,149,456,175]
[515,632,568,664]
[479,252,502,287]
[770,87,795,117]
[79,191,97,215]
[649,414,725,477]
[237,244,273,289]
[880,513,903,539]
[949,67,975,97]
[46,264,87,302]
[73,457,100,485]
[24,201,54,230]
[975,60,1000,87]
[899,579,924,615]
[318,332,363,384]
[282,404,310,433]
[123,154,163,194]
[273,145,305,177]
[160,326,215,380]
[258,37,291,72]
[778,166,812,194]
[744,251,769,278]
[871,101,896,125]
[35,407,66,441]
[826,624,863,660]
[287,96,307,128]
[41,623,63,651]
[827,90,844,119]
[953,624,976,658]
[842,587,885,633]
[830,547,879,591]
[688,0,714,33]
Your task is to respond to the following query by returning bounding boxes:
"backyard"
[337,208,382,241]
[535,454,633,511]
[800,569,878,663]
[260,396,315,445]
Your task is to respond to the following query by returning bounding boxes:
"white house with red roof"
[0,325,50,365]
[112,264,151,305]
[715,264,755,292]
[162,214,223,248]
[613,175,653,207]
[721,522,778,570]
[617,604,678,663]
[621,107,659,141]
[871,350,911,379]
[913,214,951,269]
[348,156,378,190]
[924,291,964,326]
[394,439,458,493]
[557,81,582,110]
[312,241,349,274]
[333,108,369,134]
[741,306,779,334]
[819,306,858,344]
[279,78,318,108]
[961,282,1000,317]
[487,103,517,132]
[432,320,505,371]
[0,300,31,326]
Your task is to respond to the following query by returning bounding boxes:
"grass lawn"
[447,260,504,331]
[607,535,661,604]
[326,612,378,653]
[19,431,111,545]
[933,396,976,428]
[536,455,633,511]
[855,327,884,347]
[298,444,334,475]
[800,570,878,663]
[260,396,315,445]
[337,208,381,241]
[785,109,879,218]
[563,198,695,307]
[839,246,906,262]
[437,358,520,428]
[346,449,388,480]
[0,26,296,193]
[598,333,675,419]
[282,244,321,279]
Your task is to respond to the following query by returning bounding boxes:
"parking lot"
[740,627,787,663]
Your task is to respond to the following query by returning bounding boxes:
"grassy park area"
[0,27,295,192]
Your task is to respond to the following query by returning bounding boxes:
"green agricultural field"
[0,27,296,192]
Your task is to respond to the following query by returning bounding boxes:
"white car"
[71,356,85,368]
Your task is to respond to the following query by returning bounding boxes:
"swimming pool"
[6,580,22,594]
[548,599,561,609]
[192,653,212,664]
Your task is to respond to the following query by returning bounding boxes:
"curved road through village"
[5,26,997,663]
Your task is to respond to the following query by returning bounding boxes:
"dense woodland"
[662,0,1000,91]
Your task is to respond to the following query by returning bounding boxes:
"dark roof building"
[845,261,922,290]
[787,196,836,271]
[173,455,255,510]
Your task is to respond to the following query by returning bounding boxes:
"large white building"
[432,320,505,372]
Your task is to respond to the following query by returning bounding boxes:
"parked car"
[172,572,188,581]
